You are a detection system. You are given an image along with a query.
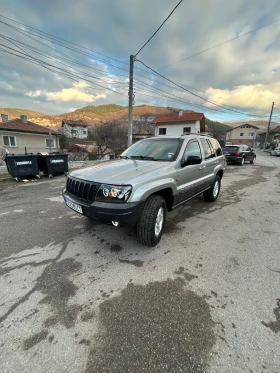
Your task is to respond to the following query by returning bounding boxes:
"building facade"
[226,124,259,147]
[152,112,205,136]
[0,114,60,154]
[62,120,89,139]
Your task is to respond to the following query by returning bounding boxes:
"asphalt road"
[0,150,280,373]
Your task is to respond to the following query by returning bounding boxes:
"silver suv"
[63,134,226,246]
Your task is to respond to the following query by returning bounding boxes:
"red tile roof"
[270,126,280,133]
[62,120,89,127]
[0,118,54,135]
[152,112,204,124]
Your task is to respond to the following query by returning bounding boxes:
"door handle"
[214,160,219,164]
[199,165,205,170]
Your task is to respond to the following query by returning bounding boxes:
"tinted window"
[222,146,239,152]
[210,138,222,156]
[200,138,214,159]
[121,138,181,161]
[183,140,202,161]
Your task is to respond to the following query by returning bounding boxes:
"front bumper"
[63,191,144,226]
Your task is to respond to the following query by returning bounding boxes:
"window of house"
[200,138,215,159]
[183,127,191,133]
[246,125,251,128]
[46,138,56,148]
[3,136,16,147]
[249,132,254,136]
[71,129,78,137]
[83,130,87,135]
[240,133,244,136]
[159,128,166,135]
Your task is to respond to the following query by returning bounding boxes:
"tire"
[239,157,245,166]
[203,175,221,202]
[250,157,256,164]
[136,195,166,247]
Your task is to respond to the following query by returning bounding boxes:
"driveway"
[0,150,280,373]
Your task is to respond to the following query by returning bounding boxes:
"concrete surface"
[0,150,280,373]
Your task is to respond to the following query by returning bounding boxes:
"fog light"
[112,221,119,227]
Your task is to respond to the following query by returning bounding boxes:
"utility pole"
[263,102,274,149]
[127,54,134,147]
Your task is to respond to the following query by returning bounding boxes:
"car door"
[199,138,217,189]
[176,139,205,204]
[243,146,254,161]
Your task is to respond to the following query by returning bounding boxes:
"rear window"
[222,146,239,152]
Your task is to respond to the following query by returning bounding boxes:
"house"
[67,143,114,161]
[258,126,280,147]
[62,120,89,139]
[226,123,259,147]
[152,111,205,136]
[132,129,153,144]
[0,114,60,154]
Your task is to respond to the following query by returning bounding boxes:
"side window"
[182,140,202,161]
[210,138,222,156]
[200,138,214,160]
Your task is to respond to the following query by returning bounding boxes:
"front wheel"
[136,195,166,247]
[203,175,221,202]
[250,157,256,164]
[239,157,245,166]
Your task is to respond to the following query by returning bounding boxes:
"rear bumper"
[224,155,243,163]
[63,191,143,226]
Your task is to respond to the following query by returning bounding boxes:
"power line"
[134,0,183,57]
[158,17,280,70]
[135,59,269,118]
[0,14,130,68]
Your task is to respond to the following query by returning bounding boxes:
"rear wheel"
[203,175,221,202]
[239,157,245,166]
[136,195,166,247]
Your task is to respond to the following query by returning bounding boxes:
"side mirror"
[181,155,202,167]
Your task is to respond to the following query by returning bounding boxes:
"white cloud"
[25,81,106,103]
[205,82,280,111]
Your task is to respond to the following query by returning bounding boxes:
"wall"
[156,121,200,136]
[226,126,257,146]
[63,123,88,139]
[0,131,60,154]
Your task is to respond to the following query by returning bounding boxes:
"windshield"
[222,146,239,152]
[121,139,182,161]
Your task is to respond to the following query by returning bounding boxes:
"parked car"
[222,145,256,165]
[270,147,280,156]
[62,134,226,246]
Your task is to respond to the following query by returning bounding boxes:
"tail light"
[232,151,241,156]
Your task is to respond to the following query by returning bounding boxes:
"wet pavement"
[0,150,280,373]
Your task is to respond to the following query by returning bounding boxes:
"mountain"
[225,120,279,130]
[0,104,229,138]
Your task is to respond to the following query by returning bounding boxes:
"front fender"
[129,178,177,202]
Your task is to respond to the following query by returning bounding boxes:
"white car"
[270,147,280,156]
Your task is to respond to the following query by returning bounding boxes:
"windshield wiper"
[130,155,158,161]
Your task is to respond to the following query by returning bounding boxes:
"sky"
[0,0,280,123]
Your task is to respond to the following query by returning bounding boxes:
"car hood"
[70,159,169,184]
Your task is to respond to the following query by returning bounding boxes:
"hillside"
[1,108,45,118]
[0,105,227,138]
[226,120,279,130]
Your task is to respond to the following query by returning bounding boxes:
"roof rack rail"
[180,132,213,137]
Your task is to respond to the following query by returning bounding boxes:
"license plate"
[64,197,83,214]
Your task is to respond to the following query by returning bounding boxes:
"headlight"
[96,184,132,203]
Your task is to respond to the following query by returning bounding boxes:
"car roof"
[142,134,214,141]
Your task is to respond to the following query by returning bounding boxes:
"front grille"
[66,176,99,203]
